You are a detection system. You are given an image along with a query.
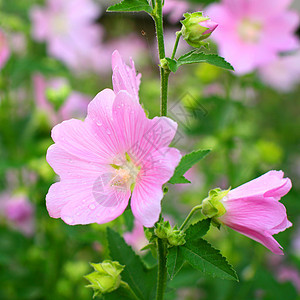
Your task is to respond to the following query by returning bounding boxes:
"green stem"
[156,238,167,300]
[180,204,203,230]
[153,0,170,117]
[120,282,140,300]
[171,32,182,60]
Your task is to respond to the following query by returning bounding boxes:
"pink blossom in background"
[0,29,10,69]
[30,0,103,71]
[91,34,147,75]
[277,265,300,292]
[258,50,300,92]
[163,0,189,23]
[33,74,90,125]
[124,219,148,252]
[219,170,292,255]
[46,51,181,227]
[0,194,35,236]
[206,0,300,74]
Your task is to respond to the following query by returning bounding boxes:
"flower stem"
[153,0,170,117]
[120,282,140,300]
[171,32,182,60]
[180,204,203,230]
[156,238,167,300]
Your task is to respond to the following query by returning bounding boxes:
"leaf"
[107,228,157,300]
[107,0,152,13]
[167,247,185,280]
[184,219,211,241]
[169,149,210,184]
[167,51,234,73]
[182,238,238,281]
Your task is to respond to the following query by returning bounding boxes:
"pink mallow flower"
[0,194,35,236]
[206,0,300,74]
[30,0,102,71]
[258,50,300,92]
[46,51,182,227]
[212,171,292,255]
[124,219,148,252]
[0,29,10,69]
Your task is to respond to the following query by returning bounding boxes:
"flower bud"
[201,188,228,219]
[155,220,186,246]
[181,12,218,48]
[85,260,124,297]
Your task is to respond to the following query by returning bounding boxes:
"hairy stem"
[171,32,182,60]
[153,0,170,117]
[180,204,203,230]
[156,238,167,300]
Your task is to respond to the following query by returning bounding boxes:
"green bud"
[46,83,71,111]
[85,260,124,297]
[155,220,186,246]
[181,12,218,48]
[201,188,229,219]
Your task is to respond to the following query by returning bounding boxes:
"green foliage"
[106,228,157,300]
[169,149,210,184]
[107,0,153,13]
[167,219,238,281]
[166,51,234,72]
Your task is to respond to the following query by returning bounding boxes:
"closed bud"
[85,260,124,297]
[181,12,218,48]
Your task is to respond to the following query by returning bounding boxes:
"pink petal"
[51,118,111,163]
[228,170,291,200]
[131,181,163,227]
[221,197,290,232]
[112,50,141,102]
[131,147,181,227]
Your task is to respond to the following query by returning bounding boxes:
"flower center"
[110,154,140,191]
[238,19,262,43]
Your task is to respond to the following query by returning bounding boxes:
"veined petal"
[112,50,141,102]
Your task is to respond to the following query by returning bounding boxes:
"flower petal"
[112,50,141,102]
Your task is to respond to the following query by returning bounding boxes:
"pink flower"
[219,170,292,255]
[206,0,300,74]
[277,265,300,292]
[124,219,148,252]
[46,51,182,227]
[163,0,189,23]
[0,29,10,69]
[30,0,102,71]
[0,194,35,236]
[258,50,300,92]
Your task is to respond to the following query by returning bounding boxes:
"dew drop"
[89,204,96,210]
[96,121,102,126]
[106,128,111,135]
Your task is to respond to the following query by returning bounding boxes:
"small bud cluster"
[154,219,186,247]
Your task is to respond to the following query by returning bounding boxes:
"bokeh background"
[0,0,300,299]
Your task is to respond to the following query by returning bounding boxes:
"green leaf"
[169,149,210,184]
[185,219,211,241]
[167,247,185,280]
[182,238,238,281]
[167,51,234,73]
[107,228,157,300]
[107,0,152,13]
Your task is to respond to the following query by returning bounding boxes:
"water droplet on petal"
[96,121,102,126]
[89,204,96,210]
[106,128,111,135]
